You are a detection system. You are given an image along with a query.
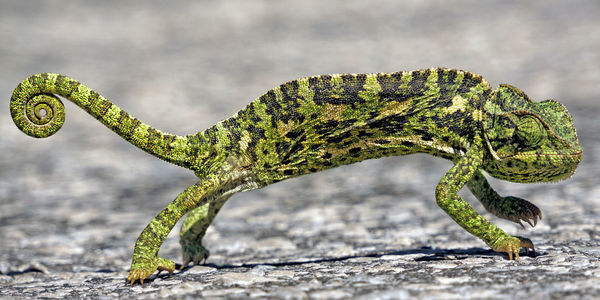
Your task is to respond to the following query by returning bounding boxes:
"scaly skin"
[10,69,582,285]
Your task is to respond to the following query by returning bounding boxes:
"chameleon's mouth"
[531,150,582,182]
[557,150,583,179]
[565,150,583,160]
[509,150,583,160]
[499,149,582,167]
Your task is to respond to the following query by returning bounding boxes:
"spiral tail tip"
[11,92,65,138]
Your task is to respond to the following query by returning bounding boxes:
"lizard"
[9,68,582,285]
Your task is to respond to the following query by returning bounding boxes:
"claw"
[492,235,536,260]
[127,270,150,285]
[526,218,535,228]
[157,265,174,275]
[515,236,535,257]
[499,196,543,228]
[127,270,146,285]
[181,243,209,269]
[180,260,189,270]
[127,257,175,285]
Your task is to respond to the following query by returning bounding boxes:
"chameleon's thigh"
[467,170,542,228]
[179,195,231,267]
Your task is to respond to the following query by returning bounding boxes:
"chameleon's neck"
[10,73,197,169]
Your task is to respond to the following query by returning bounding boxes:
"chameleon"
[10,68,582,285]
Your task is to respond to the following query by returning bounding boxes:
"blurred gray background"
[1,0,599,298]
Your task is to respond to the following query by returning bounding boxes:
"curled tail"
[10,73,196,169]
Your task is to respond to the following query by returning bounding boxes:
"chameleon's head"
[483,84,582,183]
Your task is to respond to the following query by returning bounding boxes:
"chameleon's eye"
[515,115,545,147]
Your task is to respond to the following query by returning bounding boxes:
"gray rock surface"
[1,0,599,298]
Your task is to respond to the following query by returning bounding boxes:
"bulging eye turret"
[514,115,546,148]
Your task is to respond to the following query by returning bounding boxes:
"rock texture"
[1,1,599,298]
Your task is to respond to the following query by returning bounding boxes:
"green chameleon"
[10,68,582,285]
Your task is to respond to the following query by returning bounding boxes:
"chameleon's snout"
[555,149,583,181]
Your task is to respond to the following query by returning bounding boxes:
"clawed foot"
[180,242,210,270]
[495,196,543,229]
[127,257,175,285]
[491,235,535,260]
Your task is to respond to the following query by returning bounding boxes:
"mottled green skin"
[10,69,582,285]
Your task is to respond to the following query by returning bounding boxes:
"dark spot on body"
[356,130,371,138]
[419,131,434,142]
[87,90,100,108]
[326,132,352,144]
[314,120,339,135]
[287,142,304,157]
[320,74,332,85]
[391,71,404,82]
[356,73,367,82]
[249,113,263,124]
[321,152,332,159]
[96,99,112,118]
[279,110,303,124]
[280,82,300,108]
[348,147,361,154]
[253,127,266,139]
[438,69,457,95]
[377,74,403,102]
[285,130,304,140]
[408,70,429,93]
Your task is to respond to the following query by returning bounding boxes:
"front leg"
[467,170,542,228]
[435,140,534,259]
[127,180,215,285]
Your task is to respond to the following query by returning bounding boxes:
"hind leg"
[179,195,230,267]
[179,174,260,268]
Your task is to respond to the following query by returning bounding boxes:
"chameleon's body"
[10,69,582,284]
